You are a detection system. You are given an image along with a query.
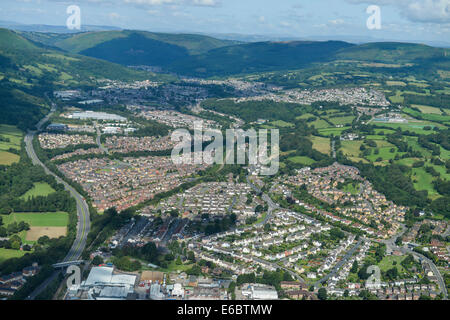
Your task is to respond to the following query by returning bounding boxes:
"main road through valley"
[24,104,91,299]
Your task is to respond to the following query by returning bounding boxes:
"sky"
[0,0,449,43]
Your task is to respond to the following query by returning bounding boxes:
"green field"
[270,120,294,128]
[327,116,355,126]
[287,156,315,165]
[318,127,351,136]
[373,128,395,135]
[1,212,69,227]
[404,136,430,156]
[340,140,363,159]
[310,136,331,155]
[395,158,420,167]
[0,124,22,165]
[340,182,360,195]
[403,107,450,124]
[373,121,444,135]
[0,124,22,151]
[0,248,26,262]
[389,90,404,103]
[378,255,408,274]
[366,147,401,163]
[412,105,442,115]
[0,151,20,165]
[411,167,438,197]
[310,119,332,129]
[386,81,407,87]
[20,182,56,200]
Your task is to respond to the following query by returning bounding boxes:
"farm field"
[373,128,395,135]
[373,121,444,135]
[412,105,442,115]
[25,227,67,241]
[327,115,355,126]
[310,136,330,155]
[388,90,404,103]
[386,81,407,87]
[20,182,56,200]
[318,127,351,136]
[310,119,331,129]
[0,124,22,151]
[270,120,294,127]
[287,156,315,165]
[0,124,22,165]
[340,140,363,158]
[409,82,429,88]
[403,107,450,123]
[0,151,20,165]
[1,212,69,244]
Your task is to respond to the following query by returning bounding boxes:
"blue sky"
[1,0,449,43]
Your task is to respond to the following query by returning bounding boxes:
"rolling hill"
[49,30,240,56]
[335,42,449,64]
[0,28,159,129]
[0,28,153,84]
[26,30,449,77]
[168,40,355,76]
[33,30,356,76]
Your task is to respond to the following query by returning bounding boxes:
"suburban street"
[379,226,448,299]
[314,239,363,288]
[246,173,279,226]
[95,122,109,154]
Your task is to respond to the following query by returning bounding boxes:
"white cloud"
[109,12,120,19]
[406,0,450,23]
[329,18,345,25]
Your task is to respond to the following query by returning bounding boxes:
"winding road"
[24,103,91,299]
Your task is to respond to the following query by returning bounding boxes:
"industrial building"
[241,284,279,300]
[67,266,137,300]
[69,111,127,122]
[47,123,68,132]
